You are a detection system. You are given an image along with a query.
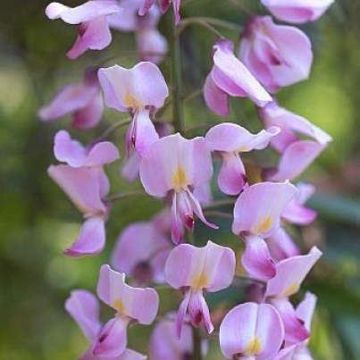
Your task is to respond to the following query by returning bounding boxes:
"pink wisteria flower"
[48,131,119,256]
[261,0,335,24]
[205,123,280,195]
[149,313,208,360]
[239,16,313,93]
[140,0,182,24]
[204,39,272,117]
[45,1,121,59]
[139,133,218,243]
[65,264,159,359]
[219,302,285,359]
[259,101,332,153]
[232,181,297,280]
[39,69,103,129]
[165,241,236,336]
[108,0,167,64]
[98,62,168,156]
[111,220,172,285]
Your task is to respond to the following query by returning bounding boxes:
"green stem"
[192,326,203,360]
[169,12,184,133]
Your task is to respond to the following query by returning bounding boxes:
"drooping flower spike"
[205,123,280,195]
[98,62,169,156]
[149,313,208,360]
[261,0,335,24]
[239,16,313,93]
[204,39,272,116]
[232,181,297,280]
[39,69,104,129]
[111,220,172,285]
[139,133,218,243]
[259,101,332,153]
[165,241,236,336]
[65,291,147,360]
[45,1,121,59]
[219,302,285,360]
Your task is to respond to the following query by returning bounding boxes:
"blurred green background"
[1,0,360,359]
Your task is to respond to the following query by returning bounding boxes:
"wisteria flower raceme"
[139,133,218,243]
[65,264,159,359]
[48,132,119,256]
[149,313,208,360]
[261,0,335,24]
[39,69,104,129]
[232,181,297,280]
[165,240,236,336]
[98,62,168,156]
[239,16,313,93]
[45,1,121,59]
[205,123,280,195]
[111,220,172,285]
[204,39,272,116]
[219,302,285,360]
[259,101,332,153]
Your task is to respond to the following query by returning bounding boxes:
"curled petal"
[219,302,284,359]
[267,227,300,261]
[242,235,276,281]
[65,290,101,341]
[296,292,317,331]
[265,247,322,298]
[65,217,106,257]
[203,73,229,117]
[97,264,159,324]
[187,291,214,334]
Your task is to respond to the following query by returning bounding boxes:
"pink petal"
[65,290,101,341]
[138,0,155,16]
[98,62,169,112]
[54,130,87,166]
[219,302,284,359]
[187,290,214,334]
[265,247,322,298]
[92,316,128,359]
[212,39,272,107]
[242,235,276,281]
[203,71,229,117]
[65,217,106,257]
[267,227,300,261]
[136,28,168,64]
[232,181,297,238]
[86,141,120,167]
[118,349,147,360]
[261,0,335,24]
[165,240,235,292]
[47,165,107,216]
[296,292,317,331]
[97,264,159,324]
[121,152,140,182]
[269,140,326,181]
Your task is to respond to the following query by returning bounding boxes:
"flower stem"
[192,326,203,360]
[169,11,185,133]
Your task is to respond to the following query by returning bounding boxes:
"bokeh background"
[1,0,360,359]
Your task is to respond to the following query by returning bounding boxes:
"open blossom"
[139,133,218,243]
[205,123,280,195]
[232,181,297,280]
[239,16,313,93]
[165,241,236,336]
[220,302,285,360]
[149,313,208,360]
[39,69,103,129]
[111,220,172,285]
[259,101,332,153]
[108,0,167,64]
[98,62,168,156]
[65,265,158,359]
[45,1,121,59]
[48,131,119,256]
[261,0,335,24]
[204,39,272,117]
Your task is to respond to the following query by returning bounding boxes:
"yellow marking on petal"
[191,272,209,290]
[112,299,126,315]
[172,166,188,192]
[252,216,274,234]
[281,283,300,297]
[245,337,262,356]
[237,146,250,152]
[123,92,142,109]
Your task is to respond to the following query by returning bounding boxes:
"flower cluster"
[41,0,335,359]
